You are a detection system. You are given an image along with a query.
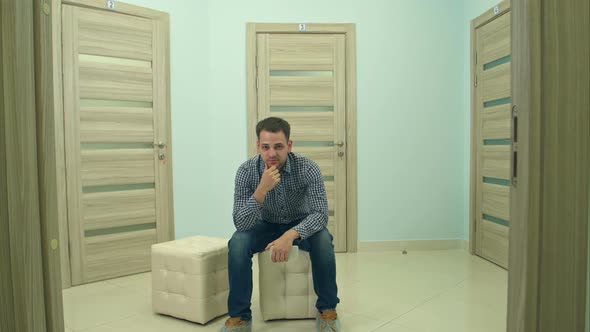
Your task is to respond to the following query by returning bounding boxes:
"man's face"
[257,130,292,170]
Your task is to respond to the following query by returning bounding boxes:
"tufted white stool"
[257,246,317,321]
[151,236,228,324]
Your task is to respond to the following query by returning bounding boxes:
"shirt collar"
[282,153,292,174]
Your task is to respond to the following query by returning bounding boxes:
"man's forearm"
[233,197,262,231]
[293,213,328,239]
[283,228,300,241]
[253,187,268,204]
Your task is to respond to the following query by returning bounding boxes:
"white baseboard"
[358,239,467,252]
[461,240,470,251]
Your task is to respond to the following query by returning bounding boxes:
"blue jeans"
[227,220,339,321]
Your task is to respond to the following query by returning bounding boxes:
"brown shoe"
[317,310,341,332]
[220,317,252,332]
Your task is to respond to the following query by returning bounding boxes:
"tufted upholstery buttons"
[151,236,229,324]
[258,246,317,321]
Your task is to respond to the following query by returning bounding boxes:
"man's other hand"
[265,229,299,262]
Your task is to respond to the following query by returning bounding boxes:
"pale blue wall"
[122,0,487,242]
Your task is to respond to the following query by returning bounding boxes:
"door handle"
[511,105,518,187]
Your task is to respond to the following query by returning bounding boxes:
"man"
[221,117,341,332]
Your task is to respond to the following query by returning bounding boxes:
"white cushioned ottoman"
[151,236,228,324]
[258,246,317,321]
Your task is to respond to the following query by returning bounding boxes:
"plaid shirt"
[232,152,328,239]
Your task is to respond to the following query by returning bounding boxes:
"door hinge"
[256,76,259,90]
[255,55,258,68]
[474,74,478,87]
[475,51,478,65]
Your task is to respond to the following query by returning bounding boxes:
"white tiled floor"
[63,249,507,332]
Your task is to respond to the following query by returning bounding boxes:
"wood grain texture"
[482,103,511,139]
[63,0,168,20]
[508,0,590,330]
[250,23,354,34]
[469,21,477,255]
[482,145,511,180]
[345,23,358,252]
[269,76,334,106]
[62,4,86,285]
[0,4,16,331]
[272,112,334,141]
[80,106,154,142]
[268,34,334,70]
[481,219,509,267]
[80,149,155,186]
[507,0,542,329]
[246,23,258,158]
[82,189,156,230]
[472,0,511,268]
[333,34,348,252]
[482,183,510,221]
[79,61,153,102]
[77,6,152,61]
[152,14,174,242]
[473,1,511,28]
[261,33,345,252]
[84,229,156,282]
[292,146,335,176]
[61,4,172,285]
[481,62,511,102]
[51,0,71,289]
[479,12,511,66]
[1,0,48,330]
[33,0,65,329]
[247,23,357,252]
[537,0,589,330]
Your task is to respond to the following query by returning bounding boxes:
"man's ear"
[287,140,293,151]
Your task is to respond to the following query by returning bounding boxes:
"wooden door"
[62,4,173,285]
[255,33,348,252]
[473,7,512,268]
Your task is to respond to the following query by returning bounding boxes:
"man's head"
[256,117,293,170]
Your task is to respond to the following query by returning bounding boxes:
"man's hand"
[265,229,300,262]
[253,165,280,203]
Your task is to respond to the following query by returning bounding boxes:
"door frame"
[1,0,64,330]
[246,23,358,253]
[469,0,511,256]
[42,0,173,288]
[508,0,589,330]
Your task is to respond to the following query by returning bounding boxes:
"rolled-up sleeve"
[232,164,262,231]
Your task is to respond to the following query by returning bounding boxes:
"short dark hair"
[256,117,291,140]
